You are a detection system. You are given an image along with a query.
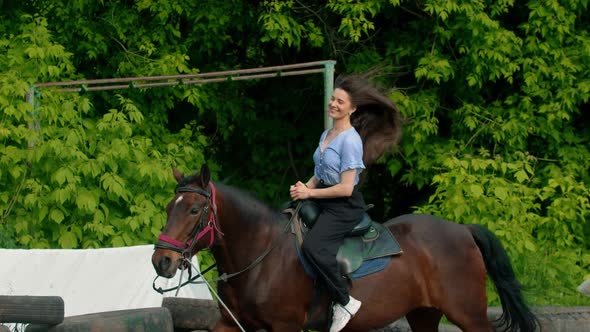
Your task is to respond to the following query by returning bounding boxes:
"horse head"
[151,164,218,278]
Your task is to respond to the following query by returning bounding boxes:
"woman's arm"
[304,176,319,189]
[290,170,356,200]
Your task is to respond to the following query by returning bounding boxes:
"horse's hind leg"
[406,308,443,332]
[441,294,493,332]
[445,312,493,332]
[440,269,493,331]
[445,309,493,332]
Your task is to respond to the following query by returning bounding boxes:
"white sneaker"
[329,296,362,332]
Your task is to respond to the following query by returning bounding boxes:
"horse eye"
[190,207,200,215]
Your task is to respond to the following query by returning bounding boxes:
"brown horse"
[152,165,538,332]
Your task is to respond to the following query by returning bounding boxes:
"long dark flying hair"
[335,75,402,167]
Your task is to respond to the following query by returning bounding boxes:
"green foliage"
[0,14,212,249]
[326,0,383,42]
[259,1,327,49]
[259,1,304,48]
[389,0,590,305]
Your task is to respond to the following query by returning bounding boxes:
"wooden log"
[25,307,173,332]
[161,298,220,331]
[0,296,64,325]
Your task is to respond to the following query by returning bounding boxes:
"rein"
[215,203,299,282]
[152,262,217,294]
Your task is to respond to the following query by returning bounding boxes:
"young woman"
[289,75,401,332]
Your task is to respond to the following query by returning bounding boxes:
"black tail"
[467,224,538,332]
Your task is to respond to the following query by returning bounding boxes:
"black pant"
[301,186,365,305]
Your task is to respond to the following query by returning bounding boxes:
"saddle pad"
[295,244,392,280]
[295,222,402,280]
[337,222,402,275]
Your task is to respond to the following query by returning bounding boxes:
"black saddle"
[298,200,373,236]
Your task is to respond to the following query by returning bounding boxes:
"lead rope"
[184,257,247,332]
[174,267,186,297]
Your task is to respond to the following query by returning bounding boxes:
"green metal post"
[26,86,37,148]
[323,61,336,130]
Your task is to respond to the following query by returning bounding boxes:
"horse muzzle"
[152,249,182,278]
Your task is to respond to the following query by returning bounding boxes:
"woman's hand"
[289,181,311,201]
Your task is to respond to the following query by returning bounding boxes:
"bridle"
[154,182,221,258]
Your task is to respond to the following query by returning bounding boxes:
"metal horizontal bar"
[52,68,327,93]
[36,60,336,89]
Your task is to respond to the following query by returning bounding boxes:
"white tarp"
[0,245,212,317]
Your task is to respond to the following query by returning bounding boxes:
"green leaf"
[53,167,73,185]
[494,187,508,201]
[100,173,128,199]
[58,231,78,249]
[50,209,65,224]
[469,184,484,197]
[111,236,125,247]
[514,170,529,183]
[76,189,98,213]
[524,239,537,251]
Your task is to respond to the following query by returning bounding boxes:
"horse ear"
[172,167,183,183]
[199,164,211,187]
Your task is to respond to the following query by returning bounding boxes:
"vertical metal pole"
[26,87,36,148]
[26,86,40,148]
[323,61,336,130]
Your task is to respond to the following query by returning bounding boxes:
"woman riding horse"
[152,75,537,332]
[152,165,537,332]
[289,75,401,332]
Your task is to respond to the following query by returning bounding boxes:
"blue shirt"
[313,127,365,186]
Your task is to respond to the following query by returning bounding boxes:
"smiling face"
[328,88,356,121]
